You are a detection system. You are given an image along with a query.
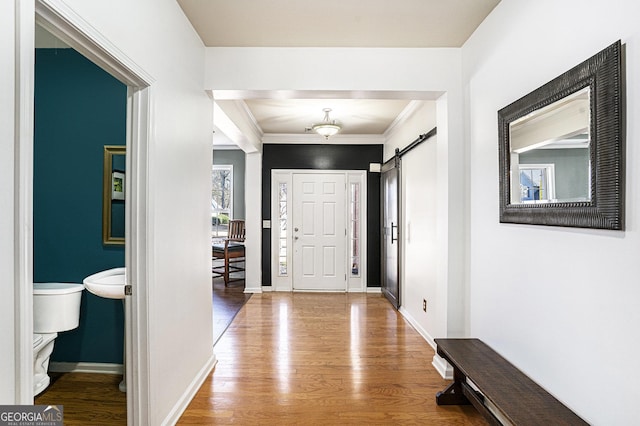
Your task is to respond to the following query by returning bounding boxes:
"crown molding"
[213,100,263,152]
[262,133,385,145]
[235,100,264,141]
[384,100,425,140]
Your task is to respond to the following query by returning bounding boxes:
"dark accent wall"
[213,149,246,219]
[262,144,383,287]
[34,48,126,364]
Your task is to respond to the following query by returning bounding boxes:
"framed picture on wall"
[112,170,125,200]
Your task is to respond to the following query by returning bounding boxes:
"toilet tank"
[33,283,84,333]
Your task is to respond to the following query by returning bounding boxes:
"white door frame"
[270,169,367,293]
[16,1,153,424]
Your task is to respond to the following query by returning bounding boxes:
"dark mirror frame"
[498,40,624,230]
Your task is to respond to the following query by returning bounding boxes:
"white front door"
[292,173,346,291]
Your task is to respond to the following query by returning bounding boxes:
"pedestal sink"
[83,267,127,392]
[83,267,126,299]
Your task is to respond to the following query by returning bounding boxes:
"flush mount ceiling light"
[312,108,341,139]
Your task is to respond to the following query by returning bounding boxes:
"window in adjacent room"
[212,165,233,237]
[519,164,555,203]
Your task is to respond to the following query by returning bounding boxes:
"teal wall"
[213,149,245,219]
[34,48,126,364]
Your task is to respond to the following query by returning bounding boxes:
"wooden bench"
[434,338,588,425]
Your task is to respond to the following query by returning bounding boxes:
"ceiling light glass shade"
[312,108,341,139]
[312,123,341,138]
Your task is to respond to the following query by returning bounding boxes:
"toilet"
[33,282,84,396]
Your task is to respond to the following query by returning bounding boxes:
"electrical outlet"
[423,299,427,312]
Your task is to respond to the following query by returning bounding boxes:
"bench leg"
[436,369,471,406]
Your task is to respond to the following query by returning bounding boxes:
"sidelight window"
[278,182,288,275]
[349,182,360,276]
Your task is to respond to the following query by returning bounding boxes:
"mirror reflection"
[103,145,126,245]
[509,87,590,204]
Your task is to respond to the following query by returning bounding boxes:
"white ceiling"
[180,0,501,146]
[246,98,411,135]
[177,0,500,48]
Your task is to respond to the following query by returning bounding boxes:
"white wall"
[3,0,214,421]
[0,0,17,403]
[384,102,443,345]
[464,1,640,424]
[244,151,263,293]
[205,48,459,94]
[62,1,215,422]
[401,140,439,339]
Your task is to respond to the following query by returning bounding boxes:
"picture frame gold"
[103,145,126,245]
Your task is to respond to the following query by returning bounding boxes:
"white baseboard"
[431,354,453,379]
[398,307,452,379]
[398,306,436,348]
[161,354,217,426]
[49,361,123,375]
[366,287,381,293]
[244,285,263,293]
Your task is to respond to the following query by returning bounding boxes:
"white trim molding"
[399,306,453,379]
[35,0,154,88]
[432,354,453,380]
[262,133,384,145]
[399,306,436,348]
[161,355,217,426]
[384,100,425,140]
[213,100,262,153]
[49,362,124,375]
[15,0,36,405]
[236,100,264,142]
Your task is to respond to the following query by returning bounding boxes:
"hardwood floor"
[179,292,487,425]
[34,291,485,425]
[34,372,126,425]
[34,276,249,426]
[212,275,251,345]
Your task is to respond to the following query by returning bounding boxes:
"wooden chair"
[212,220,245,286]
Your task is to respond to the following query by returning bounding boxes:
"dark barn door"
[381,158,400,309]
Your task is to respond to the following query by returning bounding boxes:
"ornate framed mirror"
[103,145,126,245]
[498,40,624,229]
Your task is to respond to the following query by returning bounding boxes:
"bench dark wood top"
[435,338,588,426]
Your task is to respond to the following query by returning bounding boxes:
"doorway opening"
[32,24,127,418]
[14,2,153,423]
